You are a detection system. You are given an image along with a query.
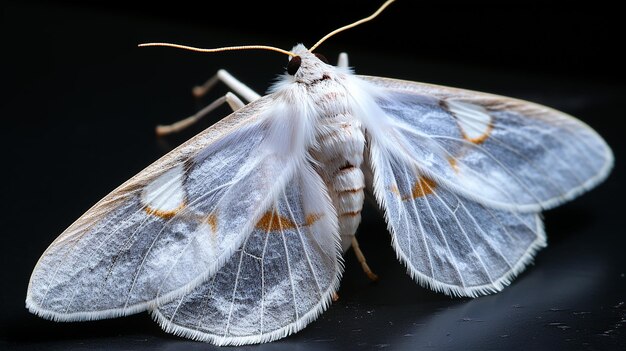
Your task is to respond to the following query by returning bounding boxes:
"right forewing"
[358,76,613,212]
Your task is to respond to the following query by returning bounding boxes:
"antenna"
[309,0,396,52]
[138,43,297,57]
[139,0,395,57]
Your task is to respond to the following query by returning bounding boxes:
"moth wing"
[153,163,341,346]
[357,75,613,212]
[353,75,611,296]
[26,95,308,320]
[366,145,545,297]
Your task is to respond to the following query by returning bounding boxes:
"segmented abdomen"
[311,112,365,252]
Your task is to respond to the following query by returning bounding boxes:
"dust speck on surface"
[549,307,567,312]
[460,317,484,322]
[546,322,572,331]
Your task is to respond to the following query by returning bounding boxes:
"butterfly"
[25,0,613,346]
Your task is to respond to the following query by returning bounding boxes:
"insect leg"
[337,52,349,68]
[155,92,245,136]
[351,236,379,282]
[192,69,260,103]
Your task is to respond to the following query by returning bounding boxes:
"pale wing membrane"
[369,145,545,297]
[359,76,613,212]
[26,97,298,321]
[153,165,342,346]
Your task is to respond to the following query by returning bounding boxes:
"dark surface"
[2,1,625,350]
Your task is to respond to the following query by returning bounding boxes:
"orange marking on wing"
[305,213,322,226]
[461,122,494,144]
[389,176,437,201]
[448,157,459,173]
[255,211,324,232]
[255,211,297,232]
[390,185,400,195]
[396,176,436,201]
[144,202,185,219]
[207,213,218,233]
[410,176,436,199]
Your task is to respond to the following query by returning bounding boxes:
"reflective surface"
[2,2,624,350]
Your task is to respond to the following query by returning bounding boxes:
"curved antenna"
[309,0,396,52]
[138,43,297,57]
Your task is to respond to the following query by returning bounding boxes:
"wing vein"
[259,210,275,335]
[458,200,513,269]
[415,171,466,289]
[428,188,495,285]
[194,274,218,331]
[397,162,435,279]
[283,187,323,297]
[167,293,187,325]
[279,190,299,321]
[223,230,254,338]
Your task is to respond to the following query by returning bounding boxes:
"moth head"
[285,45,333,83]
[286,52,329,76]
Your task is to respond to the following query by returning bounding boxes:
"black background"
[2,1,625,350]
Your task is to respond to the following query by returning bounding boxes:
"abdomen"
[311,113,365,252]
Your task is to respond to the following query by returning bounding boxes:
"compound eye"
[287,56,301,75]
[313,53,329,64]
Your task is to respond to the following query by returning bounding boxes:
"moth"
[26,0,613,346]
